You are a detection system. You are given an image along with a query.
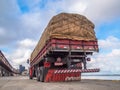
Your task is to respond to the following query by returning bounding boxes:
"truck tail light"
[44,62,51,68]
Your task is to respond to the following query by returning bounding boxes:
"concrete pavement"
[0,76,120,90]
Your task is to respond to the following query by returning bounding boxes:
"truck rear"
[29,13,100,82]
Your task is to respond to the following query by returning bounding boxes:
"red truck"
[29,13,100,82]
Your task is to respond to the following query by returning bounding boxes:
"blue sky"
[0,0,120,74]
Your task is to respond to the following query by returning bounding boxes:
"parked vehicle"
[29,13,100,82]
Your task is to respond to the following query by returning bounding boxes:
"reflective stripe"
[58,70,60,73]
[54,68,99,74]
[70,70,73,73]
[73,69,75,72]
[67,70,70,73]
[54,70,58,74]
[64,70,67,73]
[61,70,64,73]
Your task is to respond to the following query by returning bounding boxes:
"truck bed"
[49,39,98,51]
[30,38,98,66]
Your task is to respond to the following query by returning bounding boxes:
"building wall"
[19,65,25,74]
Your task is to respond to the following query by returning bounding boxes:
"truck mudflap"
[45,68,100,82]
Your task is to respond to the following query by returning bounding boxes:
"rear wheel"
[36,67,45,82]
[40,67,44,82]
[36,67,40,81]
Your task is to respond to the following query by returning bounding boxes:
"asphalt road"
[0,76,120,90]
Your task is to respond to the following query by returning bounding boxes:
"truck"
[29,13,100,82]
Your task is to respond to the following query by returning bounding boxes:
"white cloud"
[108,49,120,58]
[68,1,87,14]
[99,36,120,49]
[21,12,41,30]
[6,39,37,68]
[89,50,120,74]
[0,0,21,45]
[87,36,120,74]
[0,27,6,36]
[34,0,120,23]
[18,38,37,48]
[84,0,120,22]
[11,49,31,64]
[0,0,20,15]
[0,27,16,45]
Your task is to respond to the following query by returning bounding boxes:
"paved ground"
[0,76,120,90]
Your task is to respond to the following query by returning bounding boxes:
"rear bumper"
[45,68,100,82]
[54,68,100,74]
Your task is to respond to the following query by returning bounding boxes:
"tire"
[40,67,44,82]
[36,66,48,82]
[36,67,40,81]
